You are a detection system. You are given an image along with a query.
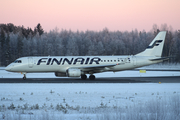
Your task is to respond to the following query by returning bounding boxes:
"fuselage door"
[28,57,33,68]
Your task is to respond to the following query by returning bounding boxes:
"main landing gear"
[81,75,87,80]
[89,75,95,80]
[81,74,96,80]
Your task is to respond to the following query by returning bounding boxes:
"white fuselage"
[5,55,161,73]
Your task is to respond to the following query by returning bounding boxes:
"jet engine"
[55,72,67,77]
[66,68,82,77]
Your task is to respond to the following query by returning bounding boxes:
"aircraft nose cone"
[5,65,12,71]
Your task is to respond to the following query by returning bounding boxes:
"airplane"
[5,31,167,80]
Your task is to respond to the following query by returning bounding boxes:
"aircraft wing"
[74,63,125,72]
[68,64,120,72]
[79,64,117,70]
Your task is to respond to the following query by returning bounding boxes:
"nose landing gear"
[22,73,26,80]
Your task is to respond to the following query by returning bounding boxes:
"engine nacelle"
[66,68,82,77]
[55,72,67,77]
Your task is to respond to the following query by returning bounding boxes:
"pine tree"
[0,29,5,48]
[17,33,23,57]
[0,29,6,66]
[5,33,11,65]
[36,23,44,35]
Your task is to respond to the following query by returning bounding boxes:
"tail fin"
[136,31,166,57]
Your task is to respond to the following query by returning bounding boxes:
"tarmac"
[0,76,180,83]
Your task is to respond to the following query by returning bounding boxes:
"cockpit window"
[14,60,22,63]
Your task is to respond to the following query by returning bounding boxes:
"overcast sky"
[1,0,180,32]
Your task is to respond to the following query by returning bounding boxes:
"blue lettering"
[89,57,101,64]
[73,58,85,65]
[85,58,90,64]
[47,58,52,65]
[37,57,101,65]
[37,58,48,65]
[51,58,62,65]
[62,58,74,65]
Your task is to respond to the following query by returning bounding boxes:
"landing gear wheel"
[23,74,26,80]
[81,75,87,80]
[23,76,26,80]
[89,75,95,80]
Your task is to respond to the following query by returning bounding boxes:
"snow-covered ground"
[0,64,180,120]
[0,83,180,120]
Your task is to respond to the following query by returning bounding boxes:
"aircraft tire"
[81,75,87,80]
[89,75,95,80]
[23,74,26,80]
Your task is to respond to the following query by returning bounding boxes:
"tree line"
[0,23,180,66]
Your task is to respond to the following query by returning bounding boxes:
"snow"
[0,83,179,107]
[0,66,180,119]
[0,83,180,119]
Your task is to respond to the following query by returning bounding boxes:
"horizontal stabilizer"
[149,57,169,61]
